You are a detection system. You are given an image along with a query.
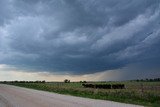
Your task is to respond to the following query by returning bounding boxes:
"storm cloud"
[0,0,160,75]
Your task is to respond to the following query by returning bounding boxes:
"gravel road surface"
[0,84,143,107]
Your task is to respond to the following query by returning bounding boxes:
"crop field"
[5,81,160,107]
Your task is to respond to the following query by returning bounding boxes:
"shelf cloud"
[0,0,160,80]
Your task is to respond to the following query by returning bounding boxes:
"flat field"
[6,81,160,107]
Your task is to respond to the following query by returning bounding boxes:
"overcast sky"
[0,0,160,81]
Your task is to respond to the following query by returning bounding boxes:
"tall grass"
[7,81,160,107]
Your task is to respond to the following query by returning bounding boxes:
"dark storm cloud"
[0,0,160,74]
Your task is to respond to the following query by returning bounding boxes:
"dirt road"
[0,84,143,107]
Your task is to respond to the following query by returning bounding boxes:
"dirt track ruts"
[0,84,143,107]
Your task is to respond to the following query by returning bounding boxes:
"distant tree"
[42,80,46,83]
[14,80,18,83]
[146,78,149,81]
[64,79,70,83]
[80,81,87,83]
[83,81,87,83]
[149,79,153,82]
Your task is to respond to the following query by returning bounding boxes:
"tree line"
[135,78,160,82]
[0,80,46,83]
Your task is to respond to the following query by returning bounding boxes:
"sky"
[0,0,160,81]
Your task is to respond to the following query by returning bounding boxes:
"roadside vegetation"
[1,78,160,107]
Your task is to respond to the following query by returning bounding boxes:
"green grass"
[7,81,160,107]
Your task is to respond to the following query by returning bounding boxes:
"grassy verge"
[6,82,160,107]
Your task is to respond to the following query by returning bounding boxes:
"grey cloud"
[0,0,14,25]
[0,0,160,75]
